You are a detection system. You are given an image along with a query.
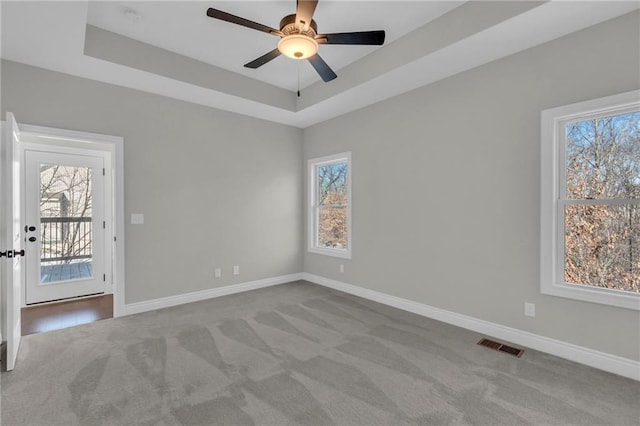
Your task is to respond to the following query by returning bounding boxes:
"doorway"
[24,149,110,304]
[2,115,124,369]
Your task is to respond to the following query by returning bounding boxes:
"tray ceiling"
[2,1,638,128]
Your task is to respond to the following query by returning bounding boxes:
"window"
[541,90,640,310]
[308,152,351,258]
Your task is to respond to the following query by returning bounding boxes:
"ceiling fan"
[206,0,385,83]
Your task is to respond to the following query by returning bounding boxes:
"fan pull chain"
[297,60,301,97]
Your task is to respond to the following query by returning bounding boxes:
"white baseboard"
[122,273,304,316]
[118,271,638,380]
[302,273,640,381]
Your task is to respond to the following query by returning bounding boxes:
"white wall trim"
[106,269,640,380]
[307,152,352,259]
[122,273,304,316]
[540,90,640,311]
[302,273,640,381]
[11,122,126,318]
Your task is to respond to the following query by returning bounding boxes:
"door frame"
[17,124,125,317]
[23,148,110,304]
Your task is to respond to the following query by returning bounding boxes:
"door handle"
[28,237,37,242]
[25,225,36,232]
[0,249,25,258]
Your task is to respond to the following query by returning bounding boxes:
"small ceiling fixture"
[206,0,385,83]
[121,7,143,22]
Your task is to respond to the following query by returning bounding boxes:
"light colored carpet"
[1,281,638,425]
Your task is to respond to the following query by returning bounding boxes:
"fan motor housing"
[279,14,318,37]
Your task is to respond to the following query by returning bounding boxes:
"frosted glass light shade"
[278,35,318,59]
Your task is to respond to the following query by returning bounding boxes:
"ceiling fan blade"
[244,49,282,69]
[308,54,337,82]
[295,0,318,32]
[317,30,386,45]
[206,8,280,35]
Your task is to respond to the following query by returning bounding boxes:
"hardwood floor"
[21,294,113,336]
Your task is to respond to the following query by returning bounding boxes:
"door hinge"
[114,236,117,242]
[103,168,105,176]
[103,273,106,282]
[103,221,106,229]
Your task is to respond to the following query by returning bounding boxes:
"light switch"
[131,214,144,225]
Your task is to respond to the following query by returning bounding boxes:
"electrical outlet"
[233,265,240,275]
[525,302,536,317]
[215,268,221,278]
[339,264,344,273]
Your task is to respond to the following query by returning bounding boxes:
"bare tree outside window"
[564,111,640,292]
[39,164,93,268]
[317,162,348,249]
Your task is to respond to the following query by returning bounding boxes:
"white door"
[24,150,106,304]
[2,113,23,371]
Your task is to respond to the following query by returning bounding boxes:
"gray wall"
[303,12,640,361]
[1,60,304,304]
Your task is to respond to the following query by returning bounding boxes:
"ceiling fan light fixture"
[277,34,318,59]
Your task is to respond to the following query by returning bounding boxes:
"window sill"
[541,282,640,310]
[308,247,352,259]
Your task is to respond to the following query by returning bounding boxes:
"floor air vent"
[478,338,524,358]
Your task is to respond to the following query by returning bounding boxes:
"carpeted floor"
[1,280,638,425]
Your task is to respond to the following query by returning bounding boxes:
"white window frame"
[308,152,352,259]
[541,90,640,310]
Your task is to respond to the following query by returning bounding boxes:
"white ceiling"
[2,1,639,128]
